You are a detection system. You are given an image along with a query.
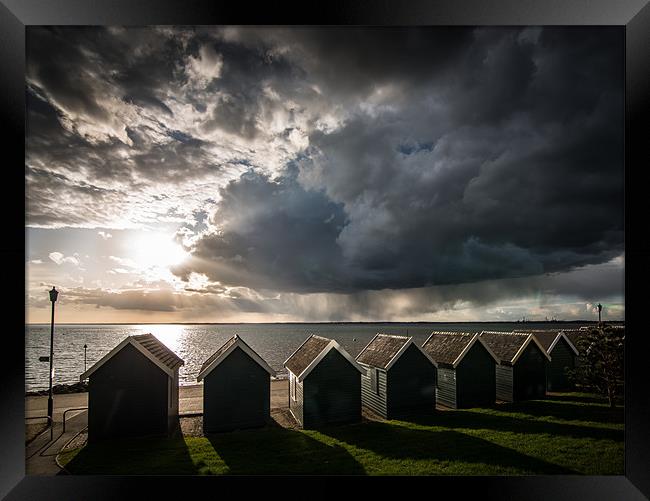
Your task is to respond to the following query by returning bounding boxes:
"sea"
[24,322,601,392]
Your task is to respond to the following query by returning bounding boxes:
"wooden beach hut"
[355,334,437,419]
[80,333,184,443]
[421,331,499,409]
[515,330,579,391]
[197,335,276,433]
[284,334,365,429]
[478,331,551,402]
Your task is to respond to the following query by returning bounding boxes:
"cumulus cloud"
[48,251,80,266]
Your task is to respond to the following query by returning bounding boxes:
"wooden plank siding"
[513,343,547,400]
[546,338,576,391]
[436,368,457,408]
[455,341,496,408]
[496,365,514,402]
[301,349,361,428]
[387,344,436,417]
[203,346,271,433]
[360,366,388,418]
[88,343,170,443]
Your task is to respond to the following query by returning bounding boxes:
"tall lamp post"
[48,286,58,438]
[597,303,603,325]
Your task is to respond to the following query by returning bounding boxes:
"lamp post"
[48,286,58,439]
[597,303,603,325]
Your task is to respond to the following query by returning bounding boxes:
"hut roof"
[284,335,365,382]
[514,330,579,356]
[561,328,597,354]
[421,331,499,368]
[356,333,437,370]
[197,335,275,381]
[80,333,184,381]
[132,333,184,371]
[478,331,550,366]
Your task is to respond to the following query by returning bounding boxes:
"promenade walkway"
[24,380,290,475]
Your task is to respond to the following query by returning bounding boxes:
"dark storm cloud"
[177,27,623,293]
[172,168,350,292]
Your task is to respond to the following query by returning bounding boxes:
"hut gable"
[422,331,498,368]
[197,335,275,381]
[80,333,184,381]
[356,333,437,370]
[562,329,591,353]
[284,335,364,382]
[479,331,551,366]
[516,330,579,356]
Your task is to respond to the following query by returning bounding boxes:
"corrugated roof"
[422,331,475,367]
[285,335,331,376]
[479,331,530,364]
[356,334,410,369]
[132,333,184,371]
[199,335,238,375]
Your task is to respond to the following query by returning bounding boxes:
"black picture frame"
[2,0,649,499]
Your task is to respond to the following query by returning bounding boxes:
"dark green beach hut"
[197,335,276,433]
[422,331,499,409]
[80,333,184,443]
[285,335,365,429]
[516,330,579,391]
[355,334,437,419]
[478,331,551,402]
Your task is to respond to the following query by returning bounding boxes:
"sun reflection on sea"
[135,324,187,356]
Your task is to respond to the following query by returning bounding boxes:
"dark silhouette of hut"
[197,335,275,433]
[422,331,499,409]
[515,330,579,391]
[80,333,184,443]
[478,331,550,402]
[355,333,437,419]
[284,335,364,429]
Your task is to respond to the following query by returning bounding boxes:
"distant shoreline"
[25,320,621,326]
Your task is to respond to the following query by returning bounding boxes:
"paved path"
[25,410,87,476]
[26,380,289,419]
[24,380,290,475]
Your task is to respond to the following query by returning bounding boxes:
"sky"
[25,26,624,324]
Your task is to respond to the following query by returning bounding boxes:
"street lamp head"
[49,286,59,303]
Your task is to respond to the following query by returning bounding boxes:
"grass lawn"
[58,392,623,475]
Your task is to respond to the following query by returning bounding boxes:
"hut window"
[371,368,379,395]
[290,373,296,401]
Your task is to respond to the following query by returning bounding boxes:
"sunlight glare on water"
[137,324,186,355]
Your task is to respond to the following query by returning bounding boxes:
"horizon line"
[25,319,621,326]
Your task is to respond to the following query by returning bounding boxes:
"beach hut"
[284,334,365,429]
[80,333,184,443]
[422,331,500,409]
[355,333,437,419]
[197,335,276,433]
[516,330,579,391]
[478,331,551,402]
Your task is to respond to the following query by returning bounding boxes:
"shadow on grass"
[546,393,623,406]
[320,422,576,474]
[206,426,366,475]
[494,399,624,424]
[404,407,622,442]
[63,435,198,475]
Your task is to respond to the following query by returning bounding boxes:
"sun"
[130,232,189,268]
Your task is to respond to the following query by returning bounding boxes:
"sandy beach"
[25,379,290,422]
